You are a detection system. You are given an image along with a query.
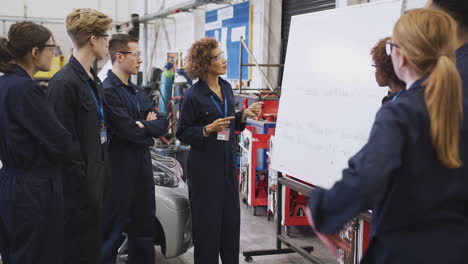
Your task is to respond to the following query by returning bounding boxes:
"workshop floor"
[0,202,337,264]
[157,203,337,264]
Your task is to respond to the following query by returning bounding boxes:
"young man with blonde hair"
[48,8,112,264]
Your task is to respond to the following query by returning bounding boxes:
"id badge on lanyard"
[211,95,230,141]
[100,123,107,144]
[87,81,107,144]
[217,129,230,141]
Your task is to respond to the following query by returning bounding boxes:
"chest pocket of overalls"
[81,98,96,112]
[198,100,221,126]
[80,80,99,113]
[80,93,98,130]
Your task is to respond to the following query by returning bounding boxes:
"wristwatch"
[203,126,209,137]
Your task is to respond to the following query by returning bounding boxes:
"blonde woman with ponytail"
[307,9,468,264]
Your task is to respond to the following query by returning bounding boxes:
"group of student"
[307,0,468,263]
[0,6,263,264]
[2,1,467,264]
[0,8,168,264]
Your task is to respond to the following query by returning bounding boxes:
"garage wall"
[337,0,427,9]
[0,0,283,88]
[0,0,133,56]
[131,0,282,87]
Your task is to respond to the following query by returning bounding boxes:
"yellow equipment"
[34,55,66,79]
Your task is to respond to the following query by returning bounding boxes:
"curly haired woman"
[176,38,262,264]
[371,37,406,104]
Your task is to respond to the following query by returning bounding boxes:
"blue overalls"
[457,42,468,99]
[101,70,168,264]
[177,78,246,264]
[0,65,72,264]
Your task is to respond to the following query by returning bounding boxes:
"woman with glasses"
[0,22,72,264]
[370,37,406,104]
[177,38,262,264]
[307,9,468,263]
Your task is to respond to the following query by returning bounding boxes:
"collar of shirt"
[456,42,468,62]
[407,78,426,91]
[406,80,415,90]
[12,64,32,79]
[69,55,98,83]
[198,77,229,101]
[106,69,138,94]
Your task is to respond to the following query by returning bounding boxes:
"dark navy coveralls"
[48,56,111,264]
[101,70,168,264]
[176,78,246,264]
[308,75,468,263]
[0,65,72,264]
[457,43,468,98]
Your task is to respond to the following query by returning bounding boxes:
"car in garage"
[0,148,192,263]
[117,148,192,262]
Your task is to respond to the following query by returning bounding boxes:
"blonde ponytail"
[424,55,463,168]
[394,9,463,168]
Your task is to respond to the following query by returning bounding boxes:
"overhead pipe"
[0,16,63,24]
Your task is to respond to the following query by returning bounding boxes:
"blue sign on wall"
[205,1,250,80]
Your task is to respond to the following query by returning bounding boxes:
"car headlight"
[151,151,183,187]
[153,170,179,187]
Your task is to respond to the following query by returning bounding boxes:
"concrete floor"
[0,203,336,264]
[156,204,337,264]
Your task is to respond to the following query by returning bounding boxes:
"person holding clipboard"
[177,37,262,264]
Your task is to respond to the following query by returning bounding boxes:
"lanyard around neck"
[86,81,105,125]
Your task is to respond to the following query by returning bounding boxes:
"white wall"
[0,0,282,89]
[267,0,282,89]
[133,0,281,88]
[0,0,133,57]
[337,0,427,9]
[118,0,229,83]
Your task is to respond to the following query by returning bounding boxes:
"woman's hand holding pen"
[205,116,235,134]
[305,208,351,257]
[242,102,263,122]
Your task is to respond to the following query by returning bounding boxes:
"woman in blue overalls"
[177,38,262,264]
[307,9,468,263]
[0,22,72,264]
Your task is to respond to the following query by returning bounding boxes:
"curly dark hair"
[371,37,405,87]
[186,37,218,80]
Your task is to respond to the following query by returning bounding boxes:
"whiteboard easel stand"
[237,37,283,99]
[242,172,322,263]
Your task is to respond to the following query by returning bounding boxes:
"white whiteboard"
[406,0,427,10]
[271,0,404,189]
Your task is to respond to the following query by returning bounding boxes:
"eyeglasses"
[39,44,57,55]
[119,51,142,58]
[385,41,400,56]
[371,64,378,68]
[97,34,110,40]
[39,44,57,48]
[210,52,225,62]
